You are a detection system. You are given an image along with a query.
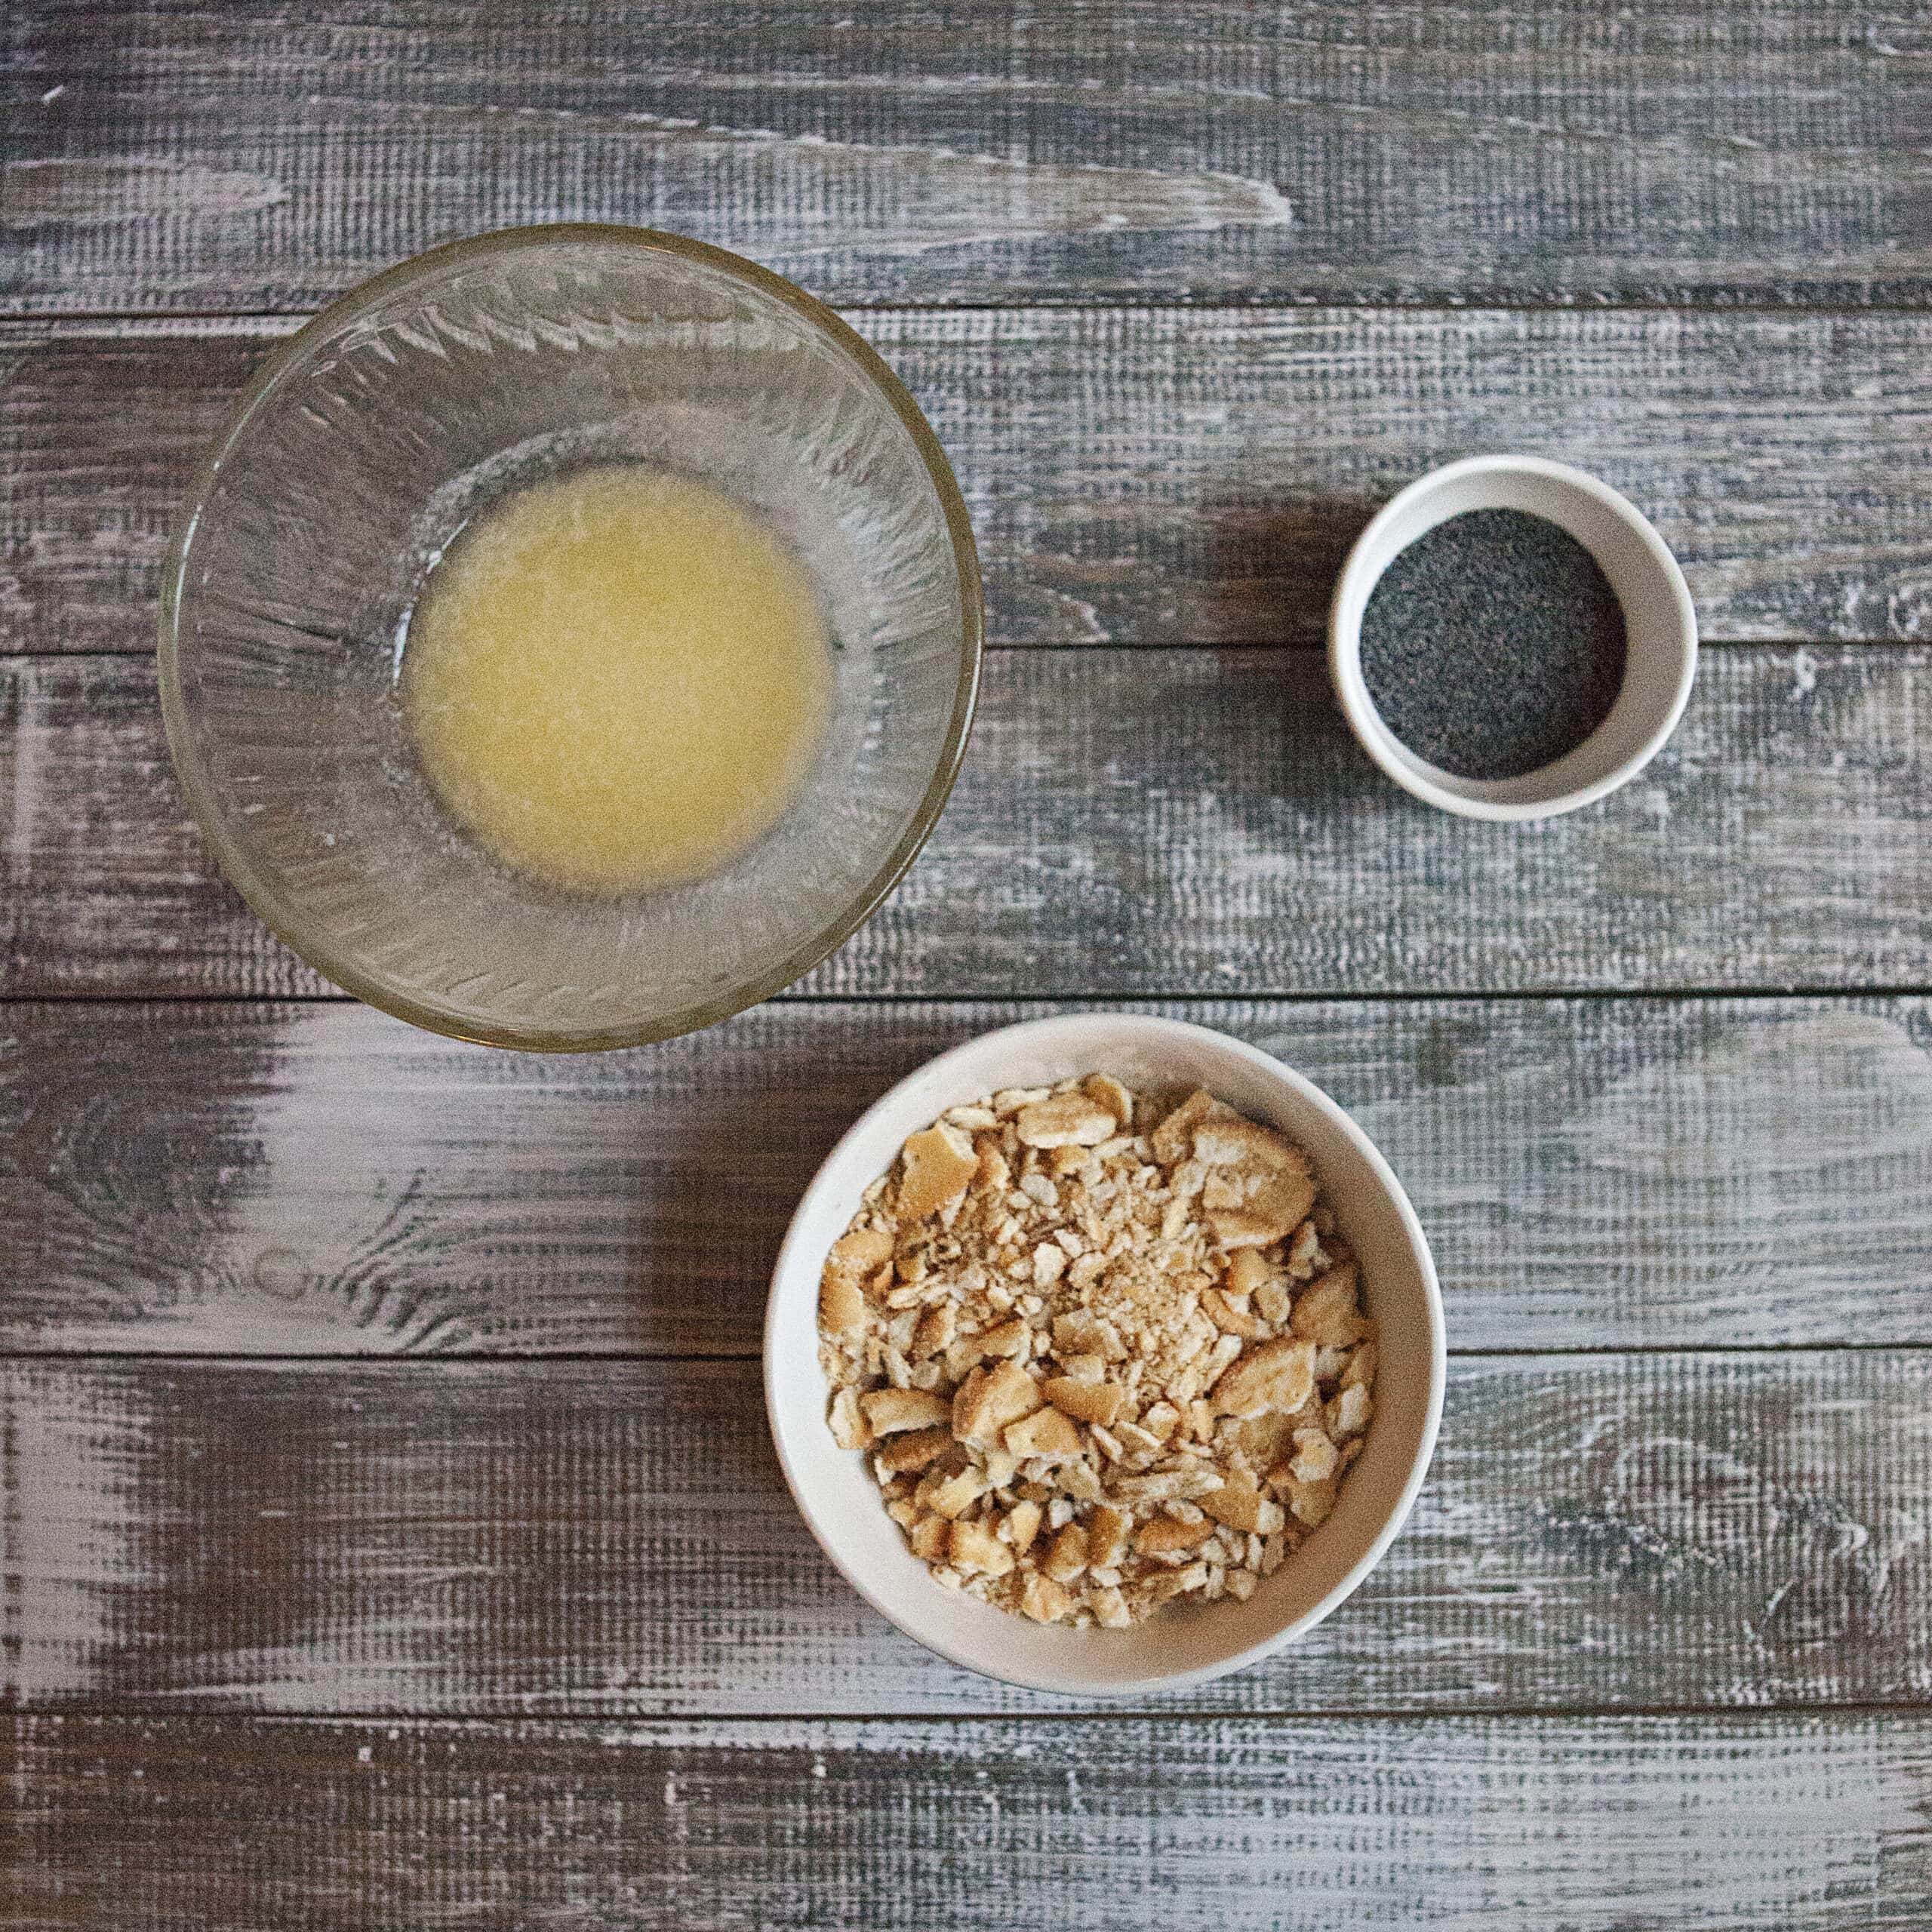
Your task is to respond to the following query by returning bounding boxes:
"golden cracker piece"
[1201,1287,1268,1339]
[1134,1515,1217,1557]
[1201,1475,1269,1534]
[1002,1500,1043,1552]
[952,1361,1041,1447]
[1082,1072,1135,1124]
[1084,1503,1131,1570]
[819,1225,892,1334]
[1223,1247,1274,1297]
[972,1137,1010,1197]
[820,1272,867,1335]
[826,1226,892,1280]
[976,1315,1030,1359]
[1041,1522,1089,1583]
[1290,1263,1371,1346]
[873,1425,954,1475]
[1042,1375,1125,1426]
[860,1388,952,1435]
[1191,1115,1311,1177]
[1276,1472,1337,1529]
[1003,1405,1085,1462]
[1015,1090,1118,1149]
[1211,1337,1318,1418]
[828,1386,870,1451]
[949,1519,1016,1577]
[926,1467,987,1520]
[897,1124,979,1221]
[1020,1573,1076,1624]
[909,1300,956,1360]
[1327,1383,1373,1438]
[1149,1088,1227,1166]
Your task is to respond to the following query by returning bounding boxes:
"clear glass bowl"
[160,226,982,1050]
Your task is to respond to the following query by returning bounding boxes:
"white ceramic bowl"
[1329,454,1698,821]
[764,1013,1446,1697]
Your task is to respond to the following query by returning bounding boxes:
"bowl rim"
[763,1011,1448,1696]
[1327,452,1698,823]
[158,223,985,1052]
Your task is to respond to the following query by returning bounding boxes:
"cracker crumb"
[817,1075,1379,1629]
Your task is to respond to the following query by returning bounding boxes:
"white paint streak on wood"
[1564,1010,1932,1180]
[0,1370,150,1703]
[574,109,1293,253]
[2,1,1924,309]
[8,996,1932,1355]
[8,1712,1930,1929]
[8,651,1932,1000]
[1,1355,1925,1715]
[0,158,290,226]
[183,1009,486,1356]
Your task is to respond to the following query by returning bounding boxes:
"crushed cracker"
[816,1076,1378,1627]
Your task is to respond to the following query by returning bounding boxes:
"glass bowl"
[160,225,982,1051]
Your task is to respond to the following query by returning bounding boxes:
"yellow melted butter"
[404,465,832,897]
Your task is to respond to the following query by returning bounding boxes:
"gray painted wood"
[8,995,1932,1358]
[6,309,1932,653]
[8,1712,1931,1931]
[4,1353,1925,1715]
[6,8,1930,1908]
[3,4,1927,313]
[6,648,1930,1000]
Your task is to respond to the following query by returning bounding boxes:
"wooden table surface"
[5,5,1931,1926]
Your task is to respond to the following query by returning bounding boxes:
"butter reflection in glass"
[403,465,832,896]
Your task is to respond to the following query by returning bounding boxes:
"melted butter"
[404,465,832,896]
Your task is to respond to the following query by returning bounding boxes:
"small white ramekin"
[1329,454,1698,821]
[764,1013,1445,1698]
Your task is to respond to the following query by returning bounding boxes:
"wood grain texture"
[8,1712,1931,1931]
[4,3,1928,312]
[5,5,1927,1903]
[8,995,1932,1358]
[6,647,1931,1001]
[7,309,1932,654]
[3,1353,1925,1715]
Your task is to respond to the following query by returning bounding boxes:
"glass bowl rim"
[158,223,985,1052]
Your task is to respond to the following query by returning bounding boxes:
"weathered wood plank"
[5,648,1930,1000]
[3,1353,1925,1715]
[4,3,1927,312]
[0,323,266,657]
[8,995,1932,1358]
[8,1712,1930,1932]
[6,309,1932,654]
